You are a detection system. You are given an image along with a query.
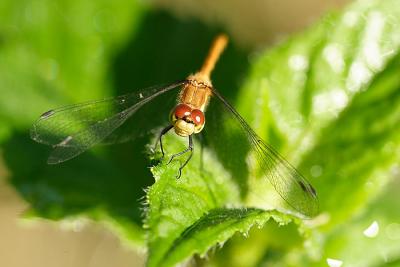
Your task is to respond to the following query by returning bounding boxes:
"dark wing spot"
[119,110,128,119]
[298,180,307,192]
[298,180,317,198]
[40,110,55,119]
[308,183,317,198]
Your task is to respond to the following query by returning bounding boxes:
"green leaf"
[321,178,400,267]
[238,0,400,225]
[208,0,400,266]
[0,0,144,130]
[146,134,295,267]
[144,0,400,266]
[3,0,400,266]
[152,208,292,267]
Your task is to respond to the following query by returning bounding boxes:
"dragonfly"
[31,34,318,217]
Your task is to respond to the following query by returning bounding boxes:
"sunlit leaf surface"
[1,0,400,266]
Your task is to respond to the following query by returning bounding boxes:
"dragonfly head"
[170,104,205,137]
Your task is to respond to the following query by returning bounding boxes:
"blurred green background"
[1,0,400,266]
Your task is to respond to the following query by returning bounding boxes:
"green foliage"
[1,0,400,266]
[216,0,400,266]
[145,135,296,266]
[0,0,249,249]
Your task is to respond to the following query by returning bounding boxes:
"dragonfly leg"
[167,135,193,179]
[155,125,173,159]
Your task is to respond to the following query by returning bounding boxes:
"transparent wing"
[30,81,186,164]
[206,88,318,217]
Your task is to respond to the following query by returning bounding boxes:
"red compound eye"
[190,109,205,126]
[174,104,192,119]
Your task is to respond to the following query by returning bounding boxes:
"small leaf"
[156,208,293,267]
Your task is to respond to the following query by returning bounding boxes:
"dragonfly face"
[170,103,205,137]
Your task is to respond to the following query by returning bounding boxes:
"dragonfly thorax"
[179,73,213,112]
[170,104,205,137]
